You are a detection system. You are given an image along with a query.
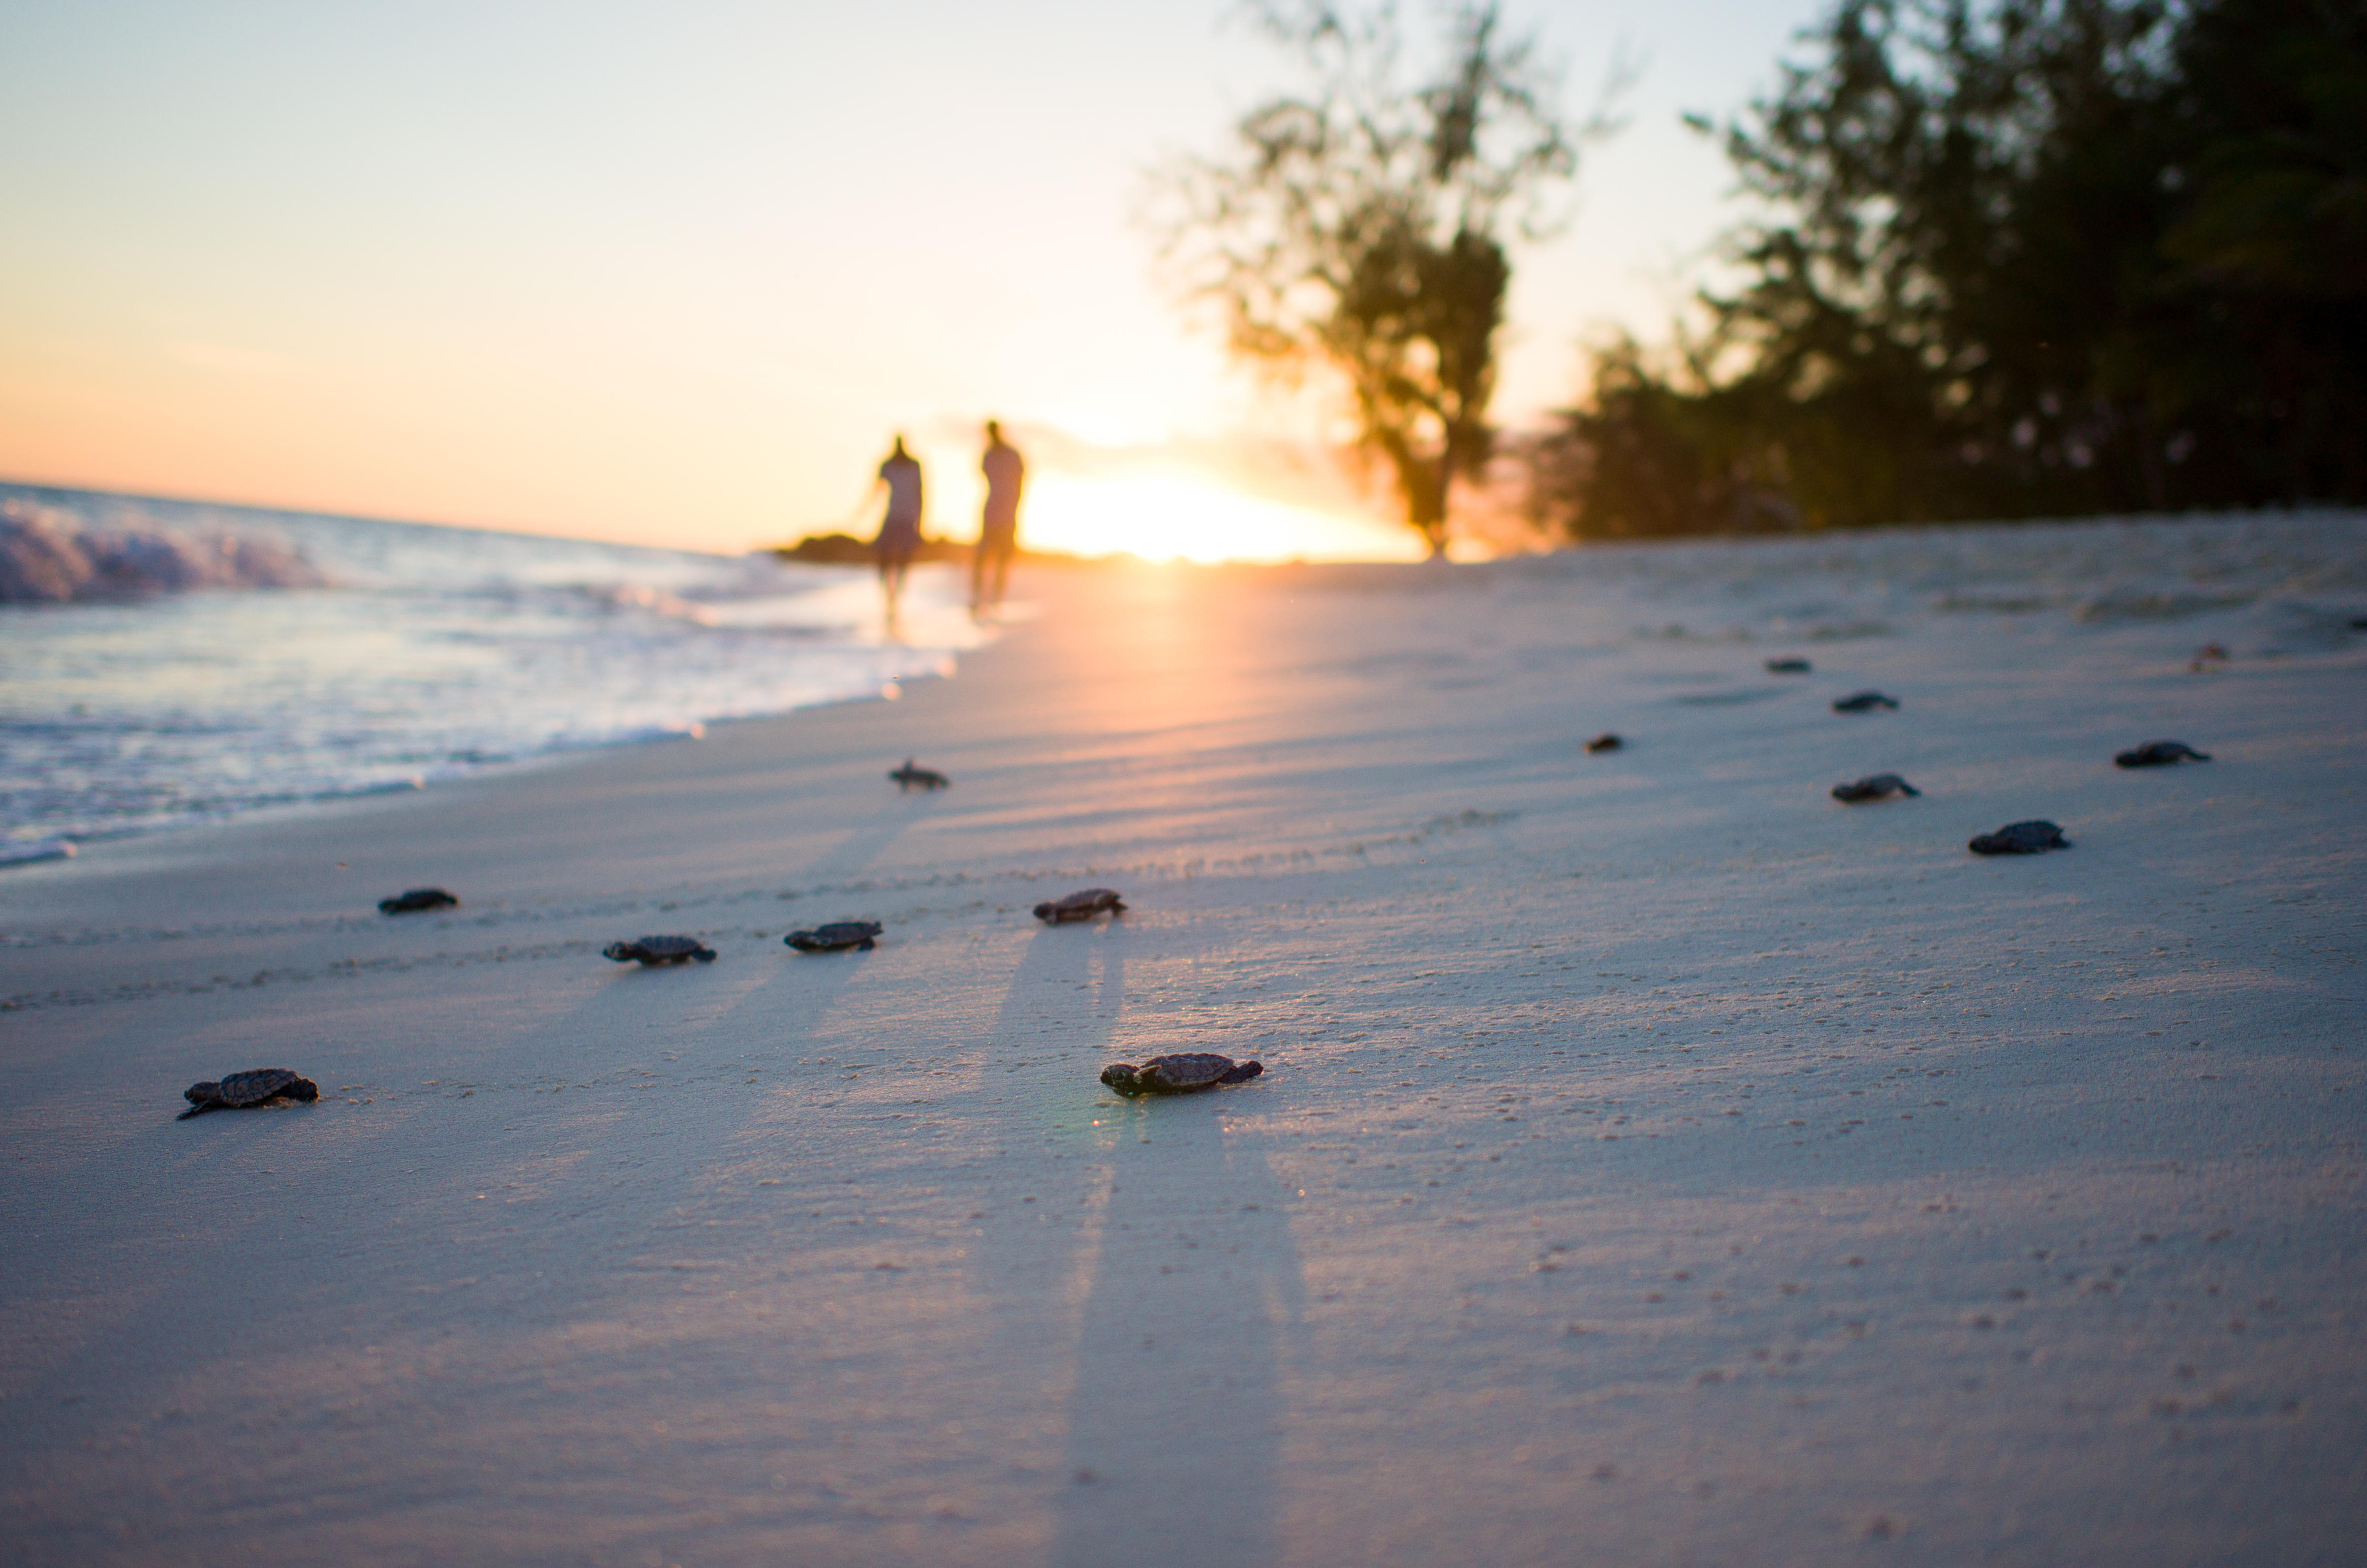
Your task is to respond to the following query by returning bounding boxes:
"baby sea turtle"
[1585,733,1623,753]
[1036,888,1125,924]
[1765,657,1811,674]
[2115,740,2211,768]
[180,1068,319,1120]
[1969,820,2069,855]
[1100,1054,1264,1096]
[603,935,717,965]
[1832,692,1900,713]
[890,758,949,791]
[1832,773,1920,802]
[380,887,457,914]
[786,920,882,952]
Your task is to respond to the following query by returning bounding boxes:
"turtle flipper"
[857,938,875,950]
[176,1101,213,1120]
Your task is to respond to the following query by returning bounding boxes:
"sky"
[0,0,1826,561]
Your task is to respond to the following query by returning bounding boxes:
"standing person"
[972,419,1025,618]
[869,434,924,627]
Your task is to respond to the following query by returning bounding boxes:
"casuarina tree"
[1534,0,2367,537]
[1154,3,1605,557]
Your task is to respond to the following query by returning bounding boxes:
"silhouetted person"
[972,419,1025,617]
[869,434,924,626]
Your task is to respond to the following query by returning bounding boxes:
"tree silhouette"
[1155,3,1603,557]
[1533,0,2367,536]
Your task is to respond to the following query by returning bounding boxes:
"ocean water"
[0,485,985,857]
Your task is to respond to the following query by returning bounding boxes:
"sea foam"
[0,499,327,602]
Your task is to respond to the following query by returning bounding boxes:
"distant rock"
[771,532,966,566]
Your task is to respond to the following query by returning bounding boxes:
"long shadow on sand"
[1050,1101,1301,1567]
[957,920,1300,1563]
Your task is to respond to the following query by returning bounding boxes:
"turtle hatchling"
[2115,740,2211,768]
[1100,1054,1264,1096]
[1585,732,1623,753]
[379,887,457,914]
[786,920,882,952]
[1035,888,1126,924]
[180,1068,319,1120]
[1969,820,2069,855]
[603,935,717,965]
[1832,691,1900,713]
[1765,657,1812,674]
[890,758,950,791]
[1832,773,1920,803]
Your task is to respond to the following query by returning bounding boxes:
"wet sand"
[4,535,2363,1565]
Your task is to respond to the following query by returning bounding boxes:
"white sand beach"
[4,516,2363,1566]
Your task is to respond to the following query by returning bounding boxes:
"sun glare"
[1016,471,1419,564]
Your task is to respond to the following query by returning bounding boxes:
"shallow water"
[0,485,983,852]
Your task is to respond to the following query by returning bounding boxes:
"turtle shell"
[604,935,718,964]
[1100,1053,1263,1096]
[1832,692,1900,713]
[786,921,882,952]
[380,887,458,914]
[2114,740,2210,768]
[1831,773,1919,802]
[1968,820,2069,855]
[1035,888,1126,923]
[182,1068,319,1117]
[1584,733,1622,753]
[889,760,950,790]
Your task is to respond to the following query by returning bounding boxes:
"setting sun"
[1009,470,1419,564]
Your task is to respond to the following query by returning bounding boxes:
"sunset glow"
[1006,471,1419,564]
[0,1,1819,555]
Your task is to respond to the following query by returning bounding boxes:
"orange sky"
[0,1,1817,561]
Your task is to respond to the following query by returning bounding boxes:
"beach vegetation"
[1531,0,2367,537]
[1152,2,1614,558]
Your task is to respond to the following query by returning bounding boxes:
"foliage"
[1155,3,1602,556]
[1535,0,2367,538]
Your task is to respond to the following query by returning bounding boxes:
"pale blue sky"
[0,0,1825,554]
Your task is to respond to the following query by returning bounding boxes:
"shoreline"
[13,503,2360,868]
